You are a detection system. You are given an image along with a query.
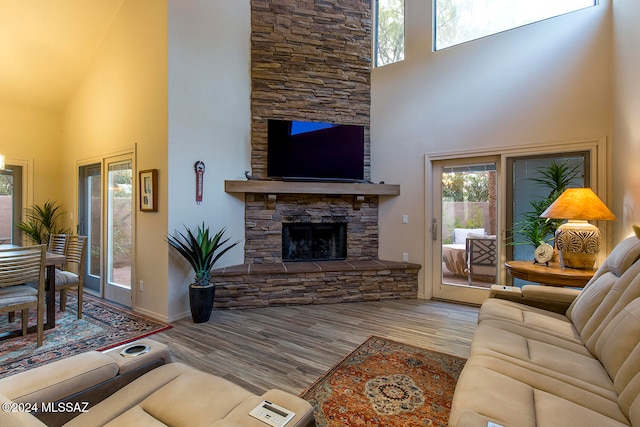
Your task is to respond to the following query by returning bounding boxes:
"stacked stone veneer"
[250,0,372,180]
[212,260,420,309]
[211,0,420,308]
[245,194,378,263]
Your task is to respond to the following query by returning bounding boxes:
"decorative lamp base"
[555,220,600,269]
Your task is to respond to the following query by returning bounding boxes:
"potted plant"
[167,223,239,323]
[17,200,71,245]
[510,160,582,252]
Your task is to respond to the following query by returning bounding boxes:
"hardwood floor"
[152,299,479,396]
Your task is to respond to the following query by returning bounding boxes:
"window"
[506,153,587,270]
[434,0,597,50]
[375,0,405,67]
[0,169,14,244]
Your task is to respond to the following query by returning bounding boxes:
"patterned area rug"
[301,336,467,427]
[0,292,171,378]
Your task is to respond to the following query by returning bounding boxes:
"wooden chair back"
[57,235,87,318]
[0,245,46,346]
[65,235,86,267]
[48,233,68,256]
[0,245,46,288]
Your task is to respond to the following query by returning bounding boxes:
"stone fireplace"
[208,0,420,309]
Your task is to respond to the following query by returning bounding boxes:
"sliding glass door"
[0,167,18,245]
[79,164,101,293]
[104,156,133,306]
[431,157,500,305]
[78,154,133,307]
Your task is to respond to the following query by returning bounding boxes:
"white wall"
[62,0,169,319]
[167,0,250,320]
[612,0,640,241]
[371,1,612,297]
[0,99,61,210]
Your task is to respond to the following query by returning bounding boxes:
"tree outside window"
[375,0,404,67]
[435,0,596,50]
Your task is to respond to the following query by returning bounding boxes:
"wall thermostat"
[249,400,295,427]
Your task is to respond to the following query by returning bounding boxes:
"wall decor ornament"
[139,169,158,212]
[195,161,205,205]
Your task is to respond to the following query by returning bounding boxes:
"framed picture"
[139,169,158,212]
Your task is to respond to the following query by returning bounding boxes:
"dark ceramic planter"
[189,284,215,323]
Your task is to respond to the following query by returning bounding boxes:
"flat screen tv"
[267,119,365,181]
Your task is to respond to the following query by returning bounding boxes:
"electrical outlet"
[402,214,409,224]
[139,280,144,292]
[402,252,409,262]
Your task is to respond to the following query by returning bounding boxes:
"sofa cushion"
[64,363,194,427]
[477,298,581,343]
[580,261,640,354]
[593,298,640,415]
[453,228,484,244]
[65,362,314,427]
[470,323,616,398]
[567,235,640,329]
[136,370,254,426]
[449,355,631,427]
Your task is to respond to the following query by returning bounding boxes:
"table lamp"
[540,188,616,269]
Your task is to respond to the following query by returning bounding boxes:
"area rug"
[301,336,467,427]
[0,292,171,378]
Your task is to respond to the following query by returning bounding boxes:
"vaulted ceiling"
[0,0,124,111]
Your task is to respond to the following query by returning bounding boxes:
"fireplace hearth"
[282,222,346,262]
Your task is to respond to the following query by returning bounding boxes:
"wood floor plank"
[153,299,479,395]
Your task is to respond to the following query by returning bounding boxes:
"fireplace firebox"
[282,223,347,261]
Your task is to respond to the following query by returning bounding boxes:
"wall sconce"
[540,188,616,269]
[0,154,5,170]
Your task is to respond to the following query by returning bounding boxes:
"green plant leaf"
[167,223,240,287]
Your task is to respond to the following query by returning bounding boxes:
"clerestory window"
[434,0,597,51]
[375,0,405,67]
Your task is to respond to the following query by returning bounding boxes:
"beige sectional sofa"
[450,235,640,426]
[0,339,315,427]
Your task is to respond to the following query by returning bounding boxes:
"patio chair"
[466,235,497,285]
[0,245,47,347]
[55,235,87,319]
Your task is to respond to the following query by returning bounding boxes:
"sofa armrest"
[219,389,316,427]
[489,284,580,314]
[102,338,172,375]
[521,284,581,303]
[0,352,118,405]
[0,393,46,427]
[454,409,515,427]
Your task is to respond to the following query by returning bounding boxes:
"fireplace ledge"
[210,259,421,309]
[225,180,400,196]
[225,180,400,209]
[211,259,421,276]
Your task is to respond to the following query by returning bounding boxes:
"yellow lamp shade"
[540,188,616,221]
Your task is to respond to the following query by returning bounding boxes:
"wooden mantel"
[225,180,400,209]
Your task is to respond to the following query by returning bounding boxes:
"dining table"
[0,244,66,339]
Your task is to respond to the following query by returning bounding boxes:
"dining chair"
[55,235,87,319]
[48,233,68,256]
[0,245,47,347]
[8,233,68,324]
